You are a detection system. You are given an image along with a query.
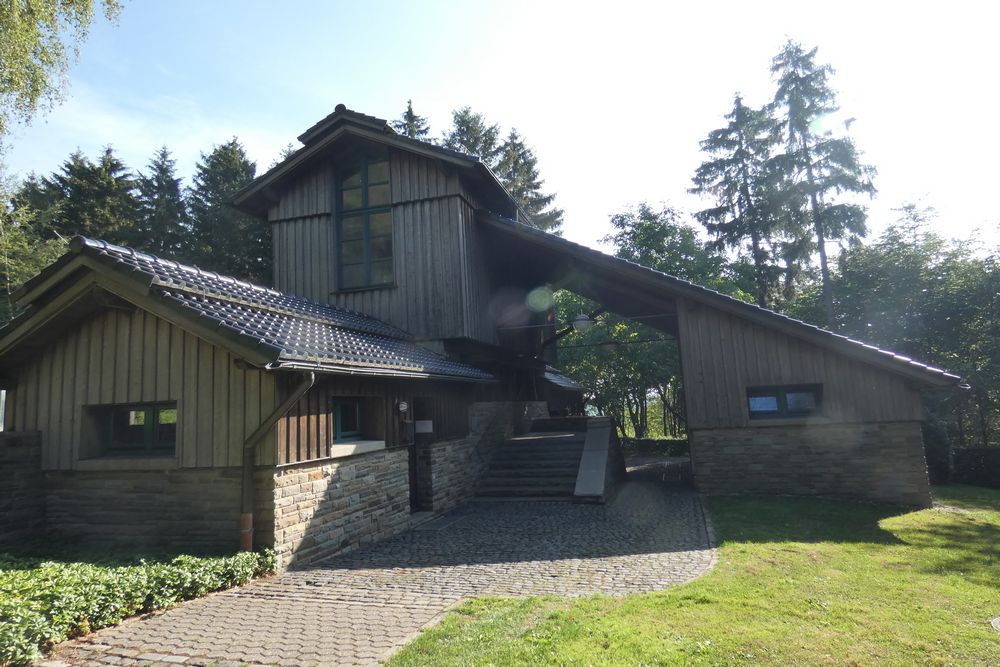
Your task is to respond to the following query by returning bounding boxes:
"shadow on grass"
[705,495,908,545]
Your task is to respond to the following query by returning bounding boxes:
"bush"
[951,448,1000,489]
[621,438,689,457]
[0,549,275,666]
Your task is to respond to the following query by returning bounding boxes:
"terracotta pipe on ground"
[240,371,316,551]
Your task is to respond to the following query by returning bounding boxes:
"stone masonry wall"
[416,401,518,514]
[690,420,932,507]
[0,432,44,543]
[44,468,275,551]
[272,447,410,568]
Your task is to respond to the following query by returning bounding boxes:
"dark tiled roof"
[66,238,493,381]
[481,214,961,386]
[544,366,587,392]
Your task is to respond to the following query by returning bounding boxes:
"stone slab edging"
[574,418,612,501]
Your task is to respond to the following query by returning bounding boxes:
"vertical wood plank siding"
[268,149,490,342]
[275,377,475,466]
[676,298,924,429]
[11,308,277,471]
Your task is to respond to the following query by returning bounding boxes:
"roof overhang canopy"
[478,213,961,388]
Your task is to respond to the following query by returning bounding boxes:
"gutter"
[240,371,316,551]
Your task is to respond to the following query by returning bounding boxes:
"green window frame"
[746,384,823,420]
[332,398,362,441]
[99,402,177,456]
[337,157,393,291]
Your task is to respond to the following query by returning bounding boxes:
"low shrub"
[0,549,275,666]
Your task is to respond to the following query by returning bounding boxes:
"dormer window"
[337,157,393,290]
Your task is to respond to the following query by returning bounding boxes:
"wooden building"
[0,105,959,566]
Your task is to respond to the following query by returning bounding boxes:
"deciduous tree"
[0,0,121,142]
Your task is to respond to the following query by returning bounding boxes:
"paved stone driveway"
[51,481,715,667]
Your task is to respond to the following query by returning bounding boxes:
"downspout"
[240,370,316,551]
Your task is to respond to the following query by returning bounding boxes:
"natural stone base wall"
[44,467,275,551]
[0,432,44,543]
[272,447,410,569]
[690,421,932,507]
[416,401,518,513]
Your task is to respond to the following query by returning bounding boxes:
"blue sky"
[4,0,998,251]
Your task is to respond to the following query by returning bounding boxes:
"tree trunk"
[802,143,835,326]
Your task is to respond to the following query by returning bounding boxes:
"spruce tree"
[770,40,876,325]
[135,146,188,257]
[441,106,501,168]
[187,138,269,283]
[691,95,783,308]
[13,146,138,244]
[390,99,430,140]
[495,129,563,233]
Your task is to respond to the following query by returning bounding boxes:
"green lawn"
[390,485,1000,666]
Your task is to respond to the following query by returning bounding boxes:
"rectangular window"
[337,157,393,290]
[747,384,822,420]
[332,398,362,441]
[89,403,177,456]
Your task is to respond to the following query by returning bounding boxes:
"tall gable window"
[337,157,393,290]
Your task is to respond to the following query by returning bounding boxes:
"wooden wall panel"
[268,149,486,342]
[677,300,925,430]
[10,308,277,471]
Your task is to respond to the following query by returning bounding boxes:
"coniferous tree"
[13,146,138,244]
[187,138,269,283]
[134,146,188,257]
[770,40,876,325]
[495,129,563,233]
[391,99,430,140]
[691,94,783,307]
[441,106,501,168]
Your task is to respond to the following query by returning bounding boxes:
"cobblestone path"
[49,482,715,667]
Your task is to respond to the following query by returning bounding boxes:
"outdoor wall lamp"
[572,313,595,333]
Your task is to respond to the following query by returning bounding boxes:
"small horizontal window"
[86,402,177,457]
[747,384,822,419]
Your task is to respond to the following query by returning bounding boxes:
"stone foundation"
[272,447,411,568]
[416,401,517,513]
[690,420,931,506]
[0,432,44,543]
[44,467,275,551]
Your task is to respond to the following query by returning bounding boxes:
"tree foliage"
[391,99,430,140]
[0,0,121,142]
[135,146,188,257]
[13,146,137,243]
[441,106,502,169]
[691,94,783,307]
[495,129,563,233]
[187,138,268,283]
[770,40,876,325]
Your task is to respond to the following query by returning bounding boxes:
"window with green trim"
[90,403,177,456]
[332,398,362,441]
[338,157,393,290]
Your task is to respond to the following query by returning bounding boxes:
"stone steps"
[476,430,585,499]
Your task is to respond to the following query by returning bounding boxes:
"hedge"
[951,448,1000,488]
[0,549,275,666]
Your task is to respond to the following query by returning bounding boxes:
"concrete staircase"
[476,423,586,499]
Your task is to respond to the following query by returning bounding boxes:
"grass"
[0,540,275,666]
[390,485,1000,666]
